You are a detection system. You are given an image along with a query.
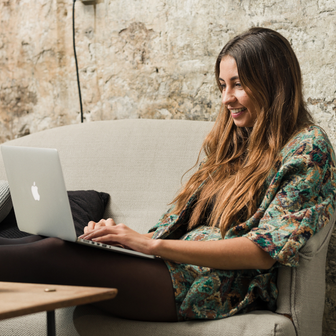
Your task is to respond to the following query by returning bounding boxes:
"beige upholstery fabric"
[276,211,336,336]
[0,119,333,336]
[73,306,295,336]
[0,307,79,336]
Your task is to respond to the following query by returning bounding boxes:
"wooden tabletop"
[0,282,117,320]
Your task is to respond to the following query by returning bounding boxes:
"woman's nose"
[222,89,236,105]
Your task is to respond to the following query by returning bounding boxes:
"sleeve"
[244,134,336,267]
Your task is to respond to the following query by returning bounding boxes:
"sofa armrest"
[276,211,336,335]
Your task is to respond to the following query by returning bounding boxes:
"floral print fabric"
[149,126,336,321]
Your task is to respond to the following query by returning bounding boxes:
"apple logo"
[31,182,40,201]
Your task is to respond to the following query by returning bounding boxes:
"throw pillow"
[0,190,110,238]
[68,190,110,236]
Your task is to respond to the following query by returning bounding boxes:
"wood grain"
[0,282,117,320]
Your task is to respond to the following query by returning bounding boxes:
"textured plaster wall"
[0,0,336,333]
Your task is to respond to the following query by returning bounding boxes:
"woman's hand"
[79,221,155,255]
[83,218,117,235]
[82,218,125,248]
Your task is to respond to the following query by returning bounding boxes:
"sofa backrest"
[0,119,213,234]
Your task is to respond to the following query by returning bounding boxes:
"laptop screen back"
[1,145,77,242]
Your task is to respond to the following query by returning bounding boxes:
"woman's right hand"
[81,218,154,250]
[83,218,117,235]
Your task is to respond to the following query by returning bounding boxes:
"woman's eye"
[235,82,242,87]
[220,83,226,89]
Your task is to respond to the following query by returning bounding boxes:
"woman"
[1,27,335,322]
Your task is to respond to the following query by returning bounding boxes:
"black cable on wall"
[72,0,84,123]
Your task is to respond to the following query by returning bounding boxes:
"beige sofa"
[0,119,334,336]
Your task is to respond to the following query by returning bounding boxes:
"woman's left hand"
[78,222,155,255]
[83,218,116,235]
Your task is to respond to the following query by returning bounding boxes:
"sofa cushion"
[73,305,296,336]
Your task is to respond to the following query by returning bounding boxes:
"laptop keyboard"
[76,237,156,259]
[77,238,114,249]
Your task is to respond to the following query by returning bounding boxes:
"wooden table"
[0,282,117,336]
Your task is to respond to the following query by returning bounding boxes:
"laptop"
[1,145,155,259]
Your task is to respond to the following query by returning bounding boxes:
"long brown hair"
[169,27,314,237]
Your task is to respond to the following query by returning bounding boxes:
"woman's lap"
[0,236,177,322]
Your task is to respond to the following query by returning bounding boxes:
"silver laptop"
[1,145,155,259]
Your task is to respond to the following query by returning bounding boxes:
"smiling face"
[219,56,257,128]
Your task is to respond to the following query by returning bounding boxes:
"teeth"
[231,107,246,114]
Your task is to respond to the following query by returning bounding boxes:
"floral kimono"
[149,125,336,321]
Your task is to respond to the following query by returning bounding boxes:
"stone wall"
[0,0,336,333]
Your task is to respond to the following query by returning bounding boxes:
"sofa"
[0,119,334,336]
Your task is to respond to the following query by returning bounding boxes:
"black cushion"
[0,190,110,238]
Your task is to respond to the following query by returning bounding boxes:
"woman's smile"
[229,107,248,118]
